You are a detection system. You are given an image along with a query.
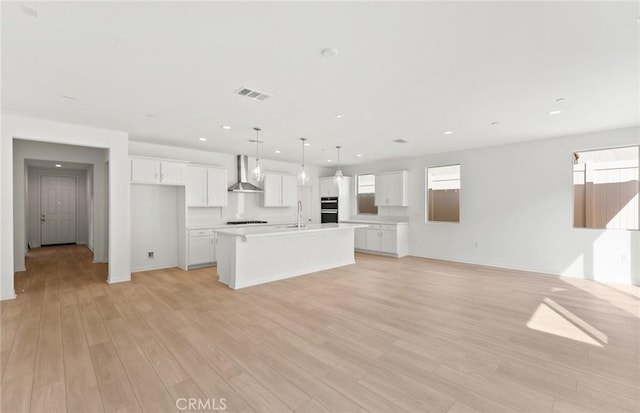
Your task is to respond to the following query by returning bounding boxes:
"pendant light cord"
[254,127,260,161]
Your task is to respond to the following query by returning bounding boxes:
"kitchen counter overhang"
[216,223,366,289]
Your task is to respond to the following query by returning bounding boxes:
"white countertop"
[216,223,367,239]
[340,219,409,225]
[187,221,296,230]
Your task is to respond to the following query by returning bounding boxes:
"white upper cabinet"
[375,171,408,206]
[206,168,228,207]
[281,174,297,206]
[131,158,159,184]
[319,177,339,197]
[160,161,186,185]
[264,173,297,207]
[186,166,207,206]
[186,165,228,207]
[130,157,186,185]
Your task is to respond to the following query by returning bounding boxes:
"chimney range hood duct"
[228,155,264,193]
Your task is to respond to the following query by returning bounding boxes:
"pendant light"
[251,127,264,182]
[298,137,310,185]
[334,145,344,186]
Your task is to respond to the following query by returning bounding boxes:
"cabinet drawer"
[379,224,397,231]
[189,229,216,237]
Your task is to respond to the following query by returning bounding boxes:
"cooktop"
[226,220,268,225]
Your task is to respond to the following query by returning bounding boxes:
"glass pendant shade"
[334,145,343,186]
[252,127,264,182]
[299,166,309,185]
[298,137,310,185]
[252,161,264,182]
[334,169,343,186]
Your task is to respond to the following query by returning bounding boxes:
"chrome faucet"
[297,200,304,229]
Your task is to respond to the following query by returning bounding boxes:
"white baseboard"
[107,277,131,284]
[0,291,17,301]
[131,263,180,273]
[14,265,26,272]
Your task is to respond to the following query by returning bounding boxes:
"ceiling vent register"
[235,87,271,101]
[392,138,409,144]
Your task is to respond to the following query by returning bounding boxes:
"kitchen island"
[215,223,365,289]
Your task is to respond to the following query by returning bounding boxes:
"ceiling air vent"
[392,138,409,144]
[236,87,271,101]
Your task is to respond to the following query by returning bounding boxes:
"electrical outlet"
[148,251,154,258]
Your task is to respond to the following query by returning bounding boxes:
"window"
[427,164,460,222]
[573,146,639,230]
[357,174,378,214]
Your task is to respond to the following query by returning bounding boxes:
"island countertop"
[215,223,366,240]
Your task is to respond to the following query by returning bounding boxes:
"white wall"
[342,126,640,286]
[26,167,89,248]
[128,141,333,226]
[131,184,179,271]
[1,115,130,300]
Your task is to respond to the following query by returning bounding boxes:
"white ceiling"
[2,2,638,166]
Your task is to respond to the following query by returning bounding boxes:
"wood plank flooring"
[1,245,638,413]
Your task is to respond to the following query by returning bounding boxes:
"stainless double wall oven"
[320,197,339,223]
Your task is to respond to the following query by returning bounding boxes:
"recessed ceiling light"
[275,150,281,154]
[336,113,344,118]
[555,97,566,102]
[548,110,562,115]
[490,121,499,126]
[443,131,454,135]
[356,154,363,157]
[221,125,231,130]
[61,95,76,100]
[55,164,62,168]
[327,160,332,162]
[304,143,310,146]
[321,48,338,57]
[198,137,207,142]
[22,5,38,17]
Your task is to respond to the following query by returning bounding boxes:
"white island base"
[216,224,364,289]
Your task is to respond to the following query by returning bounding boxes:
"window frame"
[355,173,378,215]
[571,145,639,231]
[425,163,461,224]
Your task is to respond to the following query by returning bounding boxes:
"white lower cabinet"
[354,228,367,250]
[188,230,216,267]
[380,229,398,253]
[349,222,408,257]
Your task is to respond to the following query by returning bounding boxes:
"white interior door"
[41,175,77,245]
[297,185,313,223]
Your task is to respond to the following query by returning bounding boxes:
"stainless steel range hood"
[228,155,263,193]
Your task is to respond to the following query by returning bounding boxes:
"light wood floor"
[1,245,639,413]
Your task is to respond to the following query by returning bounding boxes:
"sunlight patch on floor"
[526,298,608,347]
